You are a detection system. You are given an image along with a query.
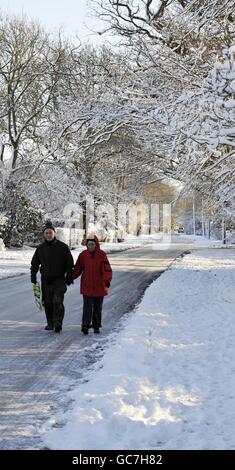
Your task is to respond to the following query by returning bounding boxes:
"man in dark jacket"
[73,234,112,335]
[31,222,74,332]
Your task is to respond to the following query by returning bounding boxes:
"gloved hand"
[105,280,110,288]
[31,273,37,284]
[66,274,73,286]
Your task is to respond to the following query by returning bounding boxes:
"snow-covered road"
[0,241,191,450]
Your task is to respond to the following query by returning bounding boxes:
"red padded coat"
[73,235,112,297]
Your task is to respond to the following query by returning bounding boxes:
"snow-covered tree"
[89,0,234,226]
[168,46,235,223]
[0,16,66,170]
[0,181,43,247]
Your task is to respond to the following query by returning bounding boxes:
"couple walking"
[30,222,112,334]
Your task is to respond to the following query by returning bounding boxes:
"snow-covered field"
[41,247,235,450]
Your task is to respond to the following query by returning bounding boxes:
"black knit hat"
[43,221,55,233]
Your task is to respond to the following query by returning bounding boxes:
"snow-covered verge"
[42,248,235,450]
[0,247,34,280]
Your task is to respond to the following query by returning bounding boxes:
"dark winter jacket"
[73,235,112,297]
[31,239,74,281]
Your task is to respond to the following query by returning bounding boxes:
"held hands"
[66,274,74,286]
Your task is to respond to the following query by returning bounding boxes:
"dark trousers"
[82,296,104,330]
[42,278,67,328]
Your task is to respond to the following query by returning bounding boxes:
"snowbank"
[42,248,235,450]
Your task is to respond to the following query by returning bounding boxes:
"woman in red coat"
[73,234,112,334]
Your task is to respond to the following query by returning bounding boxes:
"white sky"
[0,0,106,43]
